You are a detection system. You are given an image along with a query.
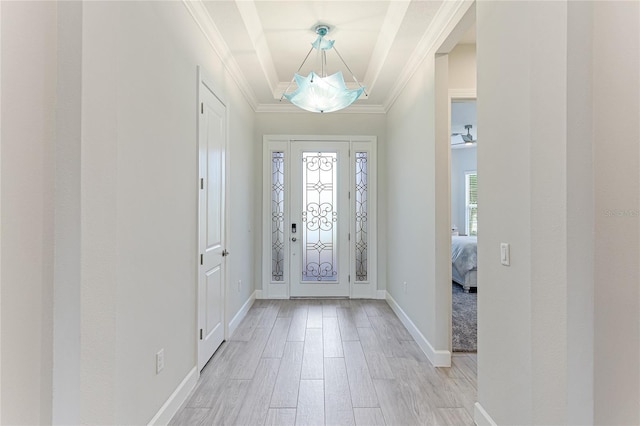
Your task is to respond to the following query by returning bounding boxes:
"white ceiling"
[196,0,473,113]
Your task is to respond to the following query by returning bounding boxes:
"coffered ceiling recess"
[185,0,471,113]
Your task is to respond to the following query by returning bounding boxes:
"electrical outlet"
[156,349,165,374]
[403,281,408,293]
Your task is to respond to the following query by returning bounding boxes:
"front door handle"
[222,249,229,257]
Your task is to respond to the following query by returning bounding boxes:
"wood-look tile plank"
[202,379,251,425]
[350,301,372,327]
[379,310,414,341]
[353,408,386,426]
[397,340,430,363]
[188,342,241,405]
[169,407,210,425]
[287,305,308,342]
[363,300,389,317]
[232,307,266,341]
[449,378,477,419]
[295,380,324,426]
[373,379,422,426]
[322,317,343,357]
[265,408,297,426]
[450,354,478,385]
[270,341,304,408]
[369,316,404,357]
[258,300,281,329]
[337,307,360,341]
[301,328,323,379]
[357,327,394,379]
[229,327,271,380]
[234,358,280,426]
[306,303,323,328]
[434,407,474,426]
[262,317,291,358]
[389,357,460,410]
[324,358,356,426]
[379,375,438,425]
[322,300,338,317]
[276,300,298,318]
[342,340,379,408]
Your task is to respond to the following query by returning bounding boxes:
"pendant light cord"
[280,45,315,101]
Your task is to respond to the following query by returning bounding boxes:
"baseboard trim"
[255,289,263,299]
[147,366,198,425]
[375,290,387,300]
[385,293,451,367]
[229,291,257,337]
[474,402,497,426]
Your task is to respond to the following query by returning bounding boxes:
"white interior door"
[198,79,226,371]
[290,141,350,297]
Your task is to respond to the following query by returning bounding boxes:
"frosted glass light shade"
[284,71,365,113]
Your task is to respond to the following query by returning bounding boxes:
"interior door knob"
[222,249,229,257]
[291,237,297,242]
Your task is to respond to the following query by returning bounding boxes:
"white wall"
[448,43,476,91]
[77,2,256,423]
[477,2,568,422]
[0,1,256,424]
[451,147,477,234]
[384,4,475,363]
[592,1,639,423]
[386,53,446,349]
[53,2,82,423]
[476,1,639,424]
[254,113,388,294]
[1,2,57,424]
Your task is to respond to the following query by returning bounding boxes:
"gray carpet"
[452,282,477,352]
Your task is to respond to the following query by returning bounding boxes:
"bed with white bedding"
[452,235,477,292]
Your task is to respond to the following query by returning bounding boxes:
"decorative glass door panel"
[302,152,338,282]
[291,142,349,297]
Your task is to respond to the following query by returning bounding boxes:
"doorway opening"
[450,98,478,353]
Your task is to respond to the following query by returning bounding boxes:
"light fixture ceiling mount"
[281,24,367,113]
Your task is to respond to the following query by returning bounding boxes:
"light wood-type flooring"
[171,299,477,426]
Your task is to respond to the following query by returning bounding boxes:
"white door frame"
[261,135,377,299]
[196,66,229,371]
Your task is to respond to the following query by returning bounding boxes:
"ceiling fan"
[451,124,476,145]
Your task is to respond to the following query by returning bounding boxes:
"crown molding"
[383,0,473,112]
[182,0,259,111]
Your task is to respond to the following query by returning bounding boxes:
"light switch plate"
[500,243,510,266]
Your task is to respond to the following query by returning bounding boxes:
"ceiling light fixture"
[280,25,367,113]
[451,124,477,145]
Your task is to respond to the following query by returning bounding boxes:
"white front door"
[198,78,226,371]
[262,136,377,299]
[290,142,350,297]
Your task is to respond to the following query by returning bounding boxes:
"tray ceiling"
[195,0,472,113]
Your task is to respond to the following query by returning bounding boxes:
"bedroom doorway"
[450,97,478,353]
